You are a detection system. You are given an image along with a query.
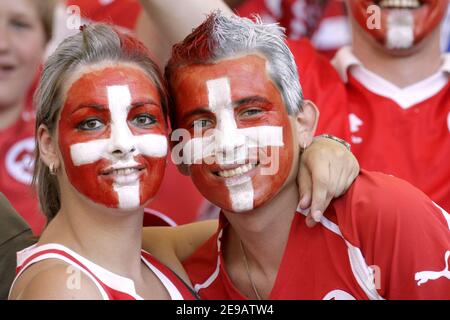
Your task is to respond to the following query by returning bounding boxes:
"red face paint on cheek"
[58,66,167,209]
[348,0,446,48]
[172,55,294,212]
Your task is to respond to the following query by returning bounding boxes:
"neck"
[40,189,145,278]
[351,23,443,88]
[223,179,299,288]
[0,101,23,130]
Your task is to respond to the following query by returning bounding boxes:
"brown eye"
[78,118,104,131]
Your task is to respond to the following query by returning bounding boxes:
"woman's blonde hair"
[32,23,168,223]
[32,0,57,43]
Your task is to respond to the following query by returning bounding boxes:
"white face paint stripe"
[70,133,168,166]
[182,126,283,164]
[386,10,414,49]
[70,139,109,166]
[68,85,168,210]
[113,184,140,209]
[135,134,168,158]
[207,78,255,211]
[225,177,254,212]
[107,85,134,152]
[182,77,286,212]
[207,77,232,112]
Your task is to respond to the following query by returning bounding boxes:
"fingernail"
[299,196,307,208]
[312,210,322,222]
[305,216,315,228]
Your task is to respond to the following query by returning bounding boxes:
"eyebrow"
[179,96,271,121]
[234,96,271,107]
[130,99,159,108]
[71,104,108,114]
[180,108,212,122]
[71,100,159,114]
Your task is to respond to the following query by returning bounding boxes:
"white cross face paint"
[59,66,168,210]
[172,54,296,213]
[185,77,284,212]
[386,10,414,50]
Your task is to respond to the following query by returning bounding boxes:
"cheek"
[14,31,45,67]
[251,117,294,205]
[139,155,167,202]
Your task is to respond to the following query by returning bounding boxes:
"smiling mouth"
[0,65,16,77]
[100,166,146,186]
[214,161,259,178]
[100,166,145,176]
[375,0,424,9]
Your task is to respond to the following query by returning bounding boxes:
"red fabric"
[147,161,206,225]
[66,0,142,30]
[0,109,43,235]
[183,170,450,299]
[288,39,350,140]
[342,74,450,213]
[236,0,348,57]
[16,246,197,300]
[289,38,449,213]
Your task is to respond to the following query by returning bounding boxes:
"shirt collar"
[331,46,450,83]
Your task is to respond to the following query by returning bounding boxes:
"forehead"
[0,0,40,18]
[64,64,160,106]
[171,54,281,106]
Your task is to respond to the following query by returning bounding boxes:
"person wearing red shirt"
[0,0,56,235]
[282,0,450,213]
[140,0,450,213]
[165,12,450,299]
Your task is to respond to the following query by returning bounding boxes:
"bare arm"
[142,219,218,262]
[10,262,103,300]
[138,0,233,66]
[298,136,359,227]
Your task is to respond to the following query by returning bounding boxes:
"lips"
[375,0,424,9]
[99,164,146,186]
[0,64,16,79]
[216,162,258,178]
[100,165,145,176]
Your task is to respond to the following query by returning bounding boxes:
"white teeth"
[378,0,421,9]
[217,163,256,178]
[114,168,138,175]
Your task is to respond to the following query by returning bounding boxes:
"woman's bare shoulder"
[9,259,103,300]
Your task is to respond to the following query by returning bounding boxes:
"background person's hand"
[298,136,359,227]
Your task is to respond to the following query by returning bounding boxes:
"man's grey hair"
[166,11,303,116]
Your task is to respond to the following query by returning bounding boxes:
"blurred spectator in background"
[138,0,450,215]
[235,0,450,57]
[0,192,34,299]
[0,0,56,235]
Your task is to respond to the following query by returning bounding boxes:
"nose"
[0,22,11,53]
[215,109,246,162]
[108,123,137,158]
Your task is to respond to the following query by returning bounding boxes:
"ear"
[169,139,191,176]
[37,124,61,171]
[294,100,319,148]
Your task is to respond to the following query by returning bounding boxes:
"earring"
[49,163,57,175]
[301,142,307,153]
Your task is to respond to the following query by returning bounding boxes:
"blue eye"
[193,119,213,129]
[11,20,32,30]
[78,118,104,131]
[241,108,262,117]
[131,114,156,127]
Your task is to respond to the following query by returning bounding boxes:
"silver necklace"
[239,240,262,300]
